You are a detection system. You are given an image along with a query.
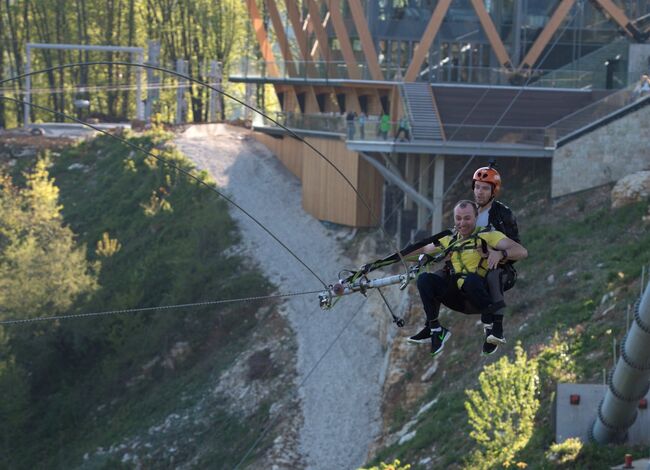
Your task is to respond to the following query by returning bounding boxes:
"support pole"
[176,59,188,124]
[417,155,430,230]
[404,155,417,210]
[135,51,144,121]
[209,60,222,122]
[431,155,445,234]
[245,83,254,121]
[24,46,31,127]
[145,41,160,122]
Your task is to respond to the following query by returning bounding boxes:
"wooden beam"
[306,0,332,62]
[304,89,320,113]
[345,88,361,113]
[266,0,297,76]
[245,0,280,77]
[471,0,513,69]
[591,0,646,41]
[594,0,632,27]
[404,0,452,82]
[285,0,310,60]
[519,0,576,70]
[348,0,384,81]
[324,0,360,79]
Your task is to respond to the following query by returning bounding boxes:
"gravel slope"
[175,124,384,469]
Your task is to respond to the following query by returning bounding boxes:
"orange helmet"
[472,166,501,198]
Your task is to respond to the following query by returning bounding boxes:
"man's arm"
[409,243,443,258]
[492,201,520,243]
[486,237,527,269]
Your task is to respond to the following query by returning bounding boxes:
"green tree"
[0,156,98,466]
[0,156,97,318]
[464,343,540,469]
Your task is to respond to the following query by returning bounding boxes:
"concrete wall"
[556,383,650,444]
[628,44,650,85]
[551,105,650,198]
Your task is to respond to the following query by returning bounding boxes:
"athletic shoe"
[430,327,451,356]
[407,326,432,344]
[486,324,507,345]
[482,325,498,355]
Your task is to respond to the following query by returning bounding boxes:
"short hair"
[454,199,478,217]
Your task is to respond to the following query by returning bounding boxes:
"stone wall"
[551,104,650,198]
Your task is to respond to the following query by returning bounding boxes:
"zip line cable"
[1,65,385,463]
[0,60,412,283]
[0,289,323,326]
[0,94,328,289]
[233,295,368,469]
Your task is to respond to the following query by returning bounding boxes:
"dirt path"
[175,124,385,469]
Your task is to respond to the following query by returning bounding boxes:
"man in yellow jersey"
[407,200,527,357]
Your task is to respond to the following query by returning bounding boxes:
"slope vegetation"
[0,129,293,468]
[368,171,650,469]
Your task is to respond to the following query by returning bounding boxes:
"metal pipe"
[592,281,650,443]
[360,152,436,212]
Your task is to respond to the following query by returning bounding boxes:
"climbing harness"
[318,227,499,324]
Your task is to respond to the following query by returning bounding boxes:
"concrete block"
[556,383,650,445]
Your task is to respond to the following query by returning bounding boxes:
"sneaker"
[430,327,451,356]
[486,328,507,345]
[482,326,498,355]
[407,326,432,344]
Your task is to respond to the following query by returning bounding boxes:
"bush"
[359,459,411,470]
[464,342,540,469]
[545,437,582,464]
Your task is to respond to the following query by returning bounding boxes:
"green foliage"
[95,231,122,258]
[0,156,97,317]
[536,331,578,397]
[545,437,582,465]
[0,156,99,467]
[359,459,411,470]
[464,343,540,469]
[0,0,252,126]
[0,130,271,468]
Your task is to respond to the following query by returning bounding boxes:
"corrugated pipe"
[592,280,650,443]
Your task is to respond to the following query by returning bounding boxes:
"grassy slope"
[370,176,650,469]
[7,130,285,468]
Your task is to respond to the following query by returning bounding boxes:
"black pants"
[394,127,410,141]
[416,269,498,325]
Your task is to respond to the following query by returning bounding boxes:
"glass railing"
[442,124,547,146]
[546,81,650,144]
[532,38,630,90]
[256,112,548,146]
[234,59,614,89]
[258,112,393,140]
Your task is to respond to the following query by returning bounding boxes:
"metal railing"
[235,59,617,89]
[258,112,549,146]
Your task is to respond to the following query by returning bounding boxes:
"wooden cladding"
[251,132,383,227]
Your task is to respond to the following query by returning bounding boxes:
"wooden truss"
[245,0,649,114]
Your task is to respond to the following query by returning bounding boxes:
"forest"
[0,0,254,127]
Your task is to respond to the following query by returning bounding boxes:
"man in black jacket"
[472,163,520,355]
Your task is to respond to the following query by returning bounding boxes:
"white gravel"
[175,124,384,469]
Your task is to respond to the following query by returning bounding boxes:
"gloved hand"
[359,263,372,275]
[417,253,434,267]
